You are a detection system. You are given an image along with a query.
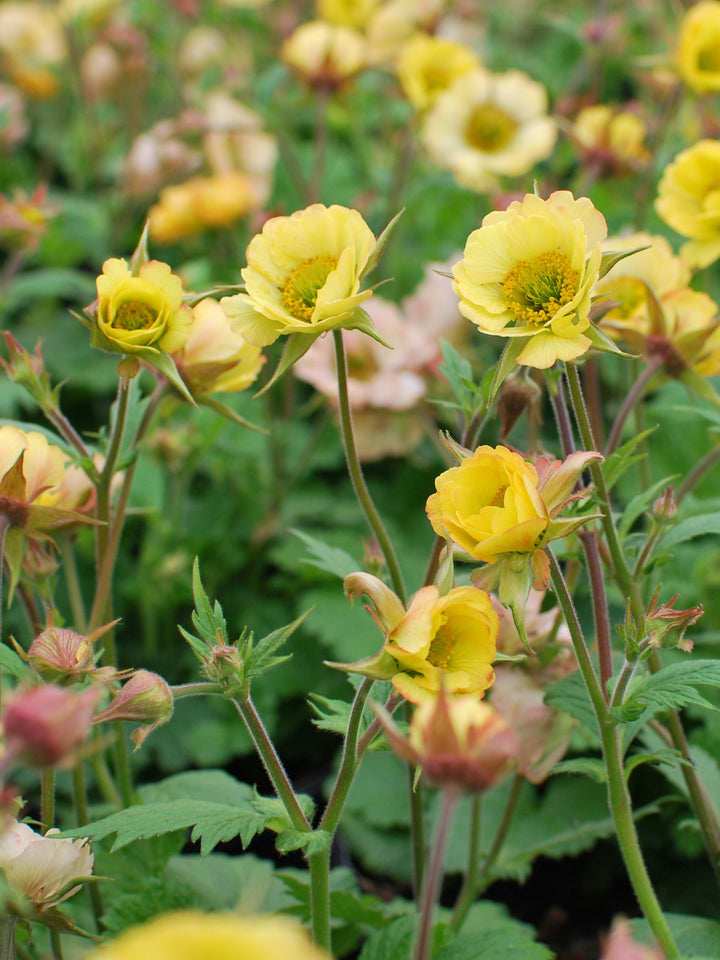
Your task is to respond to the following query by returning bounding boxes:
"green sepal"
[144,349,196,405]
[474,555,535,653]
[198,396,267,433]
[360,208,404,282]
[597,244,650,281]
[129,221,151,275]
[324,648,398,681]
[678,368,720,410]
[184,284,246,307]
[583,322,637,359]
[487,338,528,405]
[343,308,390,348]
[254,332,318,397]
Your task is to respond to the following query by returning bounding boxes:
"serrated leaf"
[291,528,359,579]
[629,913,720,958]
[544,671,600,739]
[358,914,415,960]
[246,608,311,678]
[251,791,316,834]
[275,828,331,855]
[308,693,355,735]
[613,659,720,723]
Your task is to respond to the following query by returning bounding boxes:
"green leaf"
[246,608,312,678]
[613,659,720,723]
[600,427,656,491]
[0,642,29,679]
[437,339,481,415]
[358,915,415,960]
[660,513,720,550]
[583,321,636,359]
[598,244,651,280]
[629,913,720,958]
[166,852,297,913]
[291,528,359,579]
[180,558,229,660]
[255,333,318,396]
[618,474,678,543]
[544,671,600,740]
[551,758,607,782]
[275,828,331,855]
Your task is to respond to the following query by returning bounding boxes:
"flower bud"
[651,485,677,522]
[644,588,702,653]
[3,684,100,768]
[497,368,542,438]
[94,670,173,749]
[26,620,118,684]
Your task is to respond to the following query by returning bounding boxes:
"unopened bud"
[498,369,541,438]
[26,620,118,684]
[3,684,100,768]
[652,485,677,521]
[645,588,702,652]
[94,670,173,749]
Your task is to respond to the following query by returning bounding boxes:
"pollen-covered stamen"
[281,255,338,322]
[113,301,157,331]
[502,250,580,326]
[428,622,455,670]
[465,104,517,153]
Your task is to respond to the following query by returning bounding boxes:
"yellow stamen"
[465,104,517,153]
[114,301,157,331]
[281,255,338,322]
[428,623,454,670]
[502,250,579,326]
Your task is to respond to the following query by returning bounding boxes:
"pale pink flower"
[0,820,93,909]
[601,918,664,960]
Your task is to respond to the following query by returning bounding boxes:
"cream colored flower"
[453,190,606,367]
[676,0,720,94]
[421,68,557,193]
[0,820,93,908]
[220,204,377,346]
[572,104,650,172]
[282,21,367,87]
[655,139,720,268]
[396,33,481,112]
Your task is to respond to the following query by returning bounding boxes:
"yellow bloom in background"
[282,21,367,88]
[316,0,380,29]
[0,2,66,98]
[571,104,650,172]
[148,172,254,245]
[366,0,447,65]
[94,258,193,355]
[655,139,720,268]
[385,584,498,703]
[174,297,265,396]
[396,33,481,112]
[453,190,607,367]
[427,444,548,563]
[420,69,557,194]
[84,911,332,960]
[596,231,691,339]
[677,0,720,94]
[220,204,377,346]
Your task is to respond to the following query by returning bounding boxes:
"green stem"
[61,537,87,633]
[0,917,15,960]
[49,931,63,960]
[333,330,405,602]
[676,439,720,504]
[40,769,55,834]
[414,787,460,960]
[450,795,482,929]
[308,850,331,951]
[605,356,663,456]
[549,553,678,957]
[73,762,104,931]
[170,682,224,699]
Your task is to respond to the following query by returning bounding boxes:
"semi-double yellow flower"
[677,0,720,94]
[655,140,720,268]
[452,190,607,368]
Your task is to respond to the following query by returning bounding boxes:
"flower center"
[428,621,454,670]
[698,44,720,73]
[114,301,157,331]
[502,250,579,326]
[465,104,517,153]
[281,255,338,322]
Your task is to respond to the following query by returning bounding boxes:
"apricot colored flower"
[0,2,66,98]
[0,820,93,909]
[421,69,557,194]
[453,190,607,368]
[655,140,720,268]
[396,33,481,112]
[149,172,254,244]
[376,687,517,792]
[174,297,264,396]
[677,1,720,94]
[83,911,331,960]
[220,204,378,347]
[571,104,650,173]
[94,258,192,355]
[282,21,367,88]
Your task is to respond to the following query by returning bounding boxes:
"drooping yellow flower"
[220,204,378,346]
[677,0,720,94]
[94,258,193,355]
[452,190,607,367]
[655,139,720,268]
[83,911,332,960]
[173,297,265,396]
[396,33,481,112]
[282,21,367,88]
[421,69,557,194]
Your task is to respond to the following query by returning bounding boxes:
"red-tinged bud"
[645,588,703,652]
[94,670,173,749]
[652,485,677,521]
[3,684,100,768]
[27,619,118,684]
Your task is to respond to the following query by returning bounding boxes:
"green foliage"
[612,660,720,723]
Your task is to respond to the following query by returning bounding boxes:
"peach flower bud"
[0,819,93,909]
[3,684,100,767]
[94,670,173,749]
[27,620,118,683]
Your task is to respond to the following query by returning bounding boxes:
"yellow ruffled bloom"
[677,0,720,94]
[655,139,720,268]
[95,258,193,355]
[452,190,607,367]
[420,68,557,194]
[83,911,332,960]
[396,33,481,112]
[220,204,377,346]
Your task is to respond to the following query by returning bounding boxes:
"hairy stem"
[414,787,460,960]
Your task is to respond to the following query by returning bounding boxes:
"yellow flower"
[396,33,481,112]
[385,584,498,703]
[572,104,650,172]
[220,204,378,346]
[174,297,265,396]
[316,0,380,29]
[655,140,720,268]
[83,911,332,960]
[94,258,193,355]
[420,69,557,194]
[374,687,517,792]
[0,3,66,99]
[677,0,720,94]
[148,172,254,245]
[366,0,448,65]
[452,190,607,368]
[282,21,367,88]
